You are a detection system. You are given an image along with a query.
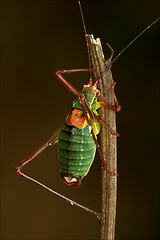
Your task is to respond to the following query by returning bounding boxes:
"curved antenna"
[78,0,92,85]
[95,17,160,83]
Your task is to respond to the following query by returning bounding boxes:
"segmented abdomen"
[58,123,96,179]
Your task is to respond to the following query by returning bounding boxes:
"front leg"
[80,94,117,177]
[97,81,121,112]
[55,68,91,97]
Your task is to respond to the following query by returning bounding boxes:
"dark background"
[1,0,160,239]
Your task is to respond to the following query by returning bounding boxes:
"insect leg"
[96,114,119,137]
[16,128,100,221]
[106,42,114,60]
[57,69,91,74]
[80,95,117,177]
[16,129,61,174]
[90,129,117,177]
[98,81,121,112]
[16,170,101,220]
[55,69,91,97]
[82,96,119,136]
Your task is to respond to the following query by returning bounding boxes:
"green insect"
[16,66,120,187]
[16,0,159,218]
[57,76,120,187]
[16,0,120,189]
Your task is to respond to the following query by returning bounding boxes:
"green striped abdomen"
[58,123,96,179]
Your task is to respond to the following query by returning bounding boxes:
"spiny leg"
[110,80,121,110]
[94,52,121,113]
[80,95,117,177]
[98,81,121,112]
[16,129,100,220]
[55,68,120,125]
[16,129,61,175]
[56,68,120,137]
[55,68,92,97]
[82,95,119,136]
[57,69,91,74]
[56,70,117,185]
[96,113,119,137]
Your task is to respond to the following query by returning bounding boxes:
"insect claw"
[97,215,101,224]
[111,172,118,178]
[102,165,118,178]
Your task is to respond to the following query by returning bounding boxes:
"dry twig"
[87,35,118,240]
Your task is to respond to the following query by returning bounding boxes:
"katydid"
[16,0,160,220]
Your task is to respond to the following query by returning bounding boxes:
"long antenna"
[78,0,92,85]
[95,17,160,83]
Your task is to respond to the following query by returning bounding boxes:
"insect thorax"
[73,92,97,112]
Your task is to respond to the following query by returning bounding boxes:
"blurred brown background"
[1,0,160,239]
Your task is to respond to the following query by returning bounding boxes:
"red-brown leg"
[55,68,91,97]
[97,114,119,137]
[16,129,100,219]
[110,80,121,110]
[80,95,117,177]
[98,81,121,112]
[81,95,119,136]
[16,129,60,174]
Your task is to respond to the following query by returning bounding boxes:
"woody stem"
[87,35,118,240]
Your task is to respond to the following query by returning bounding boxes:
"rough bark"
[87,35,118,240]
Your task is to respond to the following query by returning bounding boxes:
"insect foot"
[110,171,118,178]
[102,166,118,178]
[97,214,101,225]
[111,172,118,179]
